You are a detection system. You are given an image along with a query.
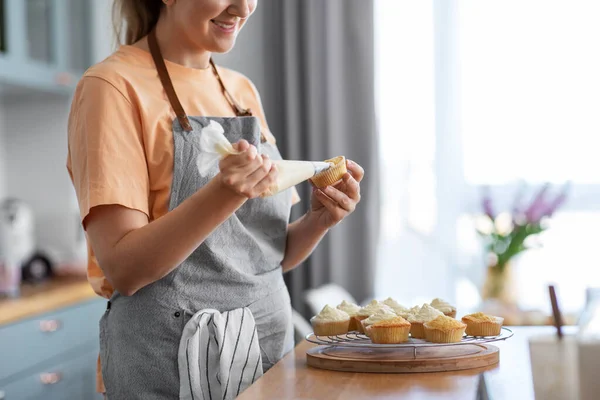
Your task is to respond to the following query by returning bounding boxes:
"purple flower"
[481,187,495,220]
[524,183,550,224]
[544,182,570,217]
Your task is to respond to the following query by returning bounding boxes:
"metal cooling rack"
[305,327,514,349]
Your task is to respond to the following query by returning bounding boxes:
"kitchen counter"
[0,276,98,326]
[238,326,573,400]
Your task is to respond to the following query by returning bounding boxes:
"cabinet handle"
[40,372,62,385]
[39,320,61,332]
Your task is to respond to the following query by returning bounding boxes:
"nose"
[228,0,253,19]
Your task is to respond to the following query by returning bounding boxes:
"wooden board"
[306,343,499,373]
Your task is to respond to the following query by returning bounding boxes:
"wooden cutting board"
[306,343,499,373]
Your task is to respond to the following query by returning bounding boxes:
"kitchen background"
[0,0,599,398]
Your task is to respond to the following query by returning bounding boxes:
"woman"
[67,0,363,398]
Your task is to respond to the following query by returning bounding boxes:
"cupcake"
[381,297,411,316]
[395,305,420,319]
[424,315,467,343]
[430,298,457,318]
[367,316,411,344]
[407,304,444,339]
[354,300,395,333]
[336,300,362,331]
[462,312,504,336]
[310,305,350,336]
[310,156,347,188]
[360,308,398,335]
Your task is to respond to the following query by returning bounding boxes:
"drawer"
[0,349,101,400]
[0,299,106,381]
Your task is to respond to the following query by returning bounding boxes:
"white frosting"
[407,304,444,323]
[357,300,395,317]
[395,305,420,319]
[311,305,350,322]
[336,300,361,316]
[430,298,456,314]
[362,309,398,327]
[382,297,410,314]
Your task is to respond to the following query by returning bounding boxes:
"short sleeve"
[241,78,302,206]
[67,76,150,225]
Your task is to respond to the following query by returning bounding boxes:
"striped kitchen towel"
[178,308,263,400]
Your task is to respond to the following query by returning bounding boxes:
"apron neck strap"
[148,28,192,132]
[148,28,256,133]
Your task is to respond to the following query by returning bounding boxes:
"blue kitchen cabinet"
[0,0,91,95]
[0,298,105,400]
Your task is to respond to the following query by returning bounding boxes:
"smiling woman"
[67,0,363,398]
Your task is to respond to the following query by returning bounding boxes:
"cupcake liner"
[424,326,466,343]
[310,156,347,188]
[367,325,411,344]
[464,318,504,337]
[409,322,425,339]
[353,316,369,333]
[347,317,360,332]
[311,319,350,336]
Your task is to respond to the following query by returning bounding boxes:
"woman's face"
[167,0,257,53]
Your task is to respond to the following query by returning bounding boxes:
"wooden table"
[239,326,572,400]
[0,276,97,326]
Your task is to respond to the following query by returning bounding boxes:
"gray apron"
[99,30,295,400]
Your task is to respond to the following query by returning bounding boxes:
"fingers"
[341,173,361,202]
[323,185,355,212]
[314,189,346,222]
[346,159,364,183]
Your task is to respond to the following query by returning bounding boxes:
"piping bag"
[196,121,332,197]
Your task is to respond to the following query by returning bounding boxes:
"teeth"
[213,21,235,29]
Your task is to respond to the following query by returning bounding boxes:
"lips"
[211,19,237,33]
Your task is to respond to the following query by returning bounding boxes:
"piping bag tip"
[313,161,333,175]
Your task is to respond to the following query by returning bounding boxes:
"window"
[375,0,600,315]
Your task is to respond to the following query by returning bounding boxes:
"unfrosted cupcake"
[424,315,466,343]
[310,305,350,336]
[462,312,504,336]
[336,300,362,331]
[381,297,411,316]
[407,304,444,339]
[367,316,411,344]
[354,300,395,333]
[430,298,457,318]
[360,308,398,335]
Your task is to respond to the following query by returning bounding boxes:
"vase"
[481,262,517,306]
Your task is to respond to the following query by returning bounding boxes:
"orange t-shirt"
[67,45,298,299]
[67,45,299,392]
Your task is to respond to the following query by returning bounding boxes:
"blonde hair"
[112,0,163,45]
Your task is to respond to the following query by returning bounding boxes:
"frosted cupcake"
[424,315,467,343]
[360,308,399,335]
[310,156,347,188]
[310,305,350,336]
[336,300,362,331]
[395,305,421,319]
[381,297,411,316]
[430,298,457,318]
[354,300,395,333]
[367,316,411,344]
[407,304,444,339]
[462,312,504,337]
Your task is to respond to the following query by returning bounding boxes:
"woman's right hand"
[218,139,278,198]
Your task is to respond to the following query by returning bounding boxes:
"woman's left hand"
[309,159,364,230]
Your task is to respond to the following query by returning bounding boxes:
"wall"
[0,105,6,199]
